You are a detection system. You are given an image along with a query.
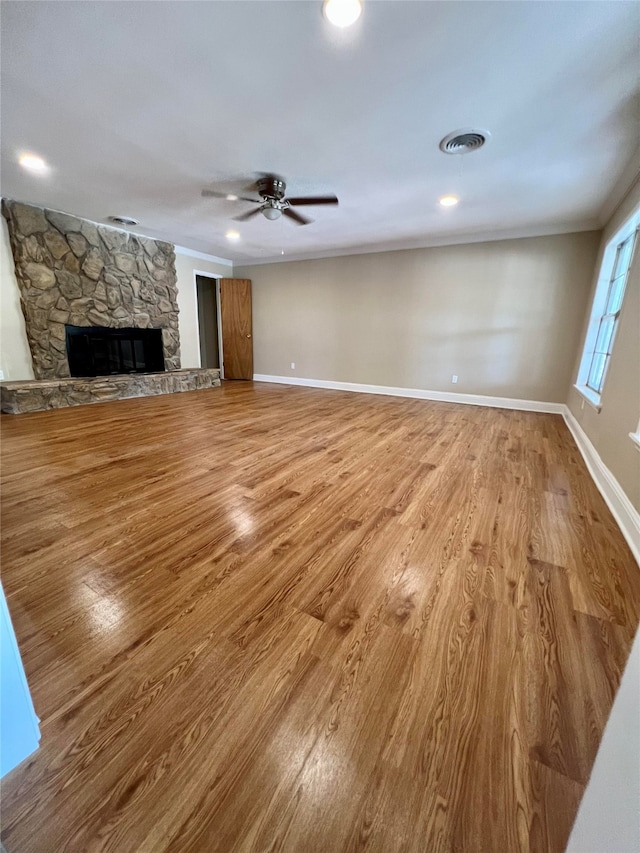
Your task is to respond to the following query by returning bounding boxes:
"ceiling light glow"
[226,194,238,201]
[323,0,362,28]
[19,154,48,174]
[226,230,240,241]
[439,195,459,208]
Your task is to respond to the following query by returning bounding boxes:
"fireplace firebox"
[65,325,165,378]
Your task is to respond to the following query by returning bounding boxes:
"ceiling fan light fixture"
[262,206,282,221]
[323,0,362,28]
[226,194,239,201]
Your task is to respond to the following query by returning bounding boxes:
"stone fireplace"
[1,200,221,413]
[2,199,181,379]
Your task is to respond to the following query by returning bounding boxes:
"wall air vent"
[439,129,490,155]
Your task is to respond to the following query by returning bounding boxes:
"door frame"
[193,271,224,378]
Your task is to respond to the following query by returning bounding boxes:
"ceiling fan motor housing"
[258,175,286,200]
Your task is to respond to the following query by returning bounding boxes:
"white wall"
[566,629,640,853]
[0,216,34,380]
[174,247,231,368]
[1,584,40,777]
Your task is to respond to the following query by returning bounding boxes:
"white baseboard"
[562,407,640,566]
[252,374,565,414]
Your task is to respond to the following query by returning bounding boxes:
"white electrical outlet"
[451,374,458,384]
[290,362,295,370]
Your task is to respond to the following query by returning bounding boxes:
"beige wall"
[174,251,230,369]
[566,177,640,510]
[0,218,231,379]
[236,231,600,403]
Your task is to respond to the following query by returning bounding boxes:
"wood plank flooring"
[1,381,639,853]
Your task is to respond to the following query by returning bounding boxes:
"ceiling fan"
[202,173,339,225]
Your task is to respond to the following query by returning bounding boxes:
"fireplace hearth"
[66,325,165,378]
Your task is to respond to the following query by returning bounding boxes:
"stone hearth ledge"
[0,369,221,414]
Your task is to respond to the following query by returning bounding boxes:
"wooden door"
[219,278,253,379]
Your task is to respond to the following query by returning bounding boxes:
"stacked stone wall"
[2,200,181,379]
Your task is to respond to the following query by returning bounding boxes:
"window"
[576,210,638,410]
[586,231,636,394]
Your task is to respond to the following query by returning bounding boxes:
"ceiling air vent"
[439,129,490,155]
[108,215,138,226]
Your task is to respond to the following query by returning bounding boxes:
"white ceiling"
[1,1,639,264]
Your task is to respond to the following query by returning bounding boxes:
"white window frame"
[575,207,639,412]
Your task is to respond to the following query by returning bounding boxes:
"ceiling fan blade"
[233,207,263,222]
[202,189,259,203]
[286,195,339,206]
[283,207,311,226]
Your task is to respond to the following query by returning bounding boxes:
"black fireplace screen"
[65,325,165,377]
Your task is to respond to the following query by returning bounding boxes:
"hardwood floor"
[1,382,638,853]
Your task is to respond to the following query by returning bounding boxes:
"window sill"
[629,433,640,452]
[573,384,602,412]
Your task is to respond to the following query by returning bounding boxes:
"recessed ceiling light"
[323,0,362,28]
[108,215,138,226]
[226,230,240,241]
[226,194,238,201]
[439,195,459,208]
[18,153,48,174]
